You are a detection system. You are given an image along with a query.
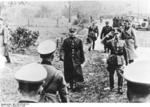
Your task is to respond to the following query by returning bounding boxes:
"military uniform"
[107,36,127,93]
[113,17,120,28]
[88,23,99,50]
[0,19,11,63]
[15,63,47,103]
[121,26,137,64]
[101,30,115,53]
[60,28,85,90]
[101,24,112,52]
[37,40,69,102]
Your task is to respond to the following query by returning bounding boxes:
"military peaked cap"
[37,39,56,55]
[15,63,47,83]
[124,60,150,84]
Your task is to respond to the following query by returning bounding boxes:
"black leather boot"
[118,88,123,94]
[5,56,11,63]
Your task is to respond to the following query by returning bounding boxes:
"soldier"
[60,28,85,91]
[113,17,117,27]
[121,20,137,64]
[101,21,112,53]
[88,21,99,51]
[0,17,11,63]
[99,16,103,24]
[101,29,116,53]
[106,29,128,94]
[37,40,69,102]
[15,63,47,103]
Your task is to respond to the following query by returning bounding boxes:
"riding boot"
[118,87,123,94]
[92,41,95,50]
[88,46,91,51]
[117,69,124,94]
[5,56,11,63]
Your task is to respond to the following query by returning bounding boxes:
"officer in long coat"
[121,20,137,64]
[15,63,47,103]
[106,30,128,94]
[60,28,85,91]
[101,21,112,52]
[37,40,69,102]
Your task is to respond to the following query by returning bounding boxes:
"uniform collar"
[41,60,52,65]
[69,36,76,40]
[125,26,130,30]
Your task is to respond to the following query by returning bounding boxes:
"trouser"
[108,67,124,89]
[4,45,11,63]
[104,45,107,52]
[92,40,95,50]
[88,40,95,51]
[5,55,11,63]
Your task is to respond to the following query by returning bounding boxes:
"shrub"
[10,27,39,52]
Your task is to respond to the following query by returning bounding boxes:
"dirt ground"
[0,21,150,103]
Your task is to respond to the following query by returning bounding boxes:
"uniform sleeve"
[88,27,91,35]
[131,28,137,46]
[123,42,128,65]
[96,26,99,37]
[88,27,91,34]
[58,72,69,102]
[60,39,66,61]
[80,40,85,64]
[100,27,104,39]
[3,27,9,44]
[110,26,113,31]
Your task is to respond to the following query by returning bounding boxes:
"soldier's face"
[124,22,129,27]
[92,23,95,26]
[69,32,76,37]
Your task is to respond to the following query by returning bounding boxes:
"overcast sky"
[32,0,150,14]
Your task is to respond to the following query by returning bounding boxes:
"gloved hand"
[134,45,138,49]
[60,56,64,61]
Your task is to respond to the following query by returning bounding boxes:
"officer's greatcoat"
[0,26,9,56]
[121,27,137,62]
[60,36,85,83]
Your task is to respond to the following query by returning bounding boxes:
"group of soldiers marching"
[14,27,85,103]
[1,16,138,103]
[87,19,137,94]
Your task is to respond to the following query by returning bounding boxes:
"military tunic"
[0,26,9,57]
[107,38,127,89]
[101,26,112,52]
[60,36,85,83]
[41,61,68,103]
[88,25,99,50]
[121,27,137,63]
[88,25,99,41]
